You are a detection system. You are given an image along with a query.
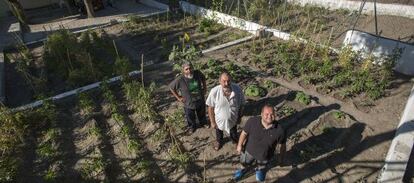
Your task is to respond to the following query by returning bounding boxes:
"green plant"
[114,56,133,79]
[120,125,130,138]
[244,84,267,97]
[338,46,356,68]
[122,81,157,122]
[81,157,106,179]
[43,167,58,181]
[36,142,56,159]
[295,91,311,105]
[168,144,192,169]
[78,92,95,114]
[127,139,141,152]
[262,80,278,90]
[278,106,296,117]
[169,45,201,72]
[88,127,102,137]
[333,111,346,120]
[198,18,222,36]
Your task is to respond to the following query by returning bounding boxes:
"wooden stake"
[141,54,144,88]
[203,150,206,182]
[113,40,119,58]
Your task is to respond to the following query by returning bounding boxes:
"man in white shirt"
[206,72,245,151]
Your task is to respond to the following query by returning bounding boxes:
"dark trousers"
[216,126,238,144]
[184,100,207,130]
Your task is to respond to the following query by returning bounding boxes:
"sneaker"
[256,169,265,182]
[233,169,245,181]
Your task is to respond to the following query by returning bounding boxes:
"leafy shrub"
[114,56,133,79]
[168,45,201,72]
[295,91,311,105]
[43,30,114,89]
[198,18,222,35]
[333,111,346,120]
[122,81,157,122]
[244,85,267,97]
[78,92,95,114]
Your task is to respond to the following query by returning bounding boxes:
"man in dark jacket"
[169,61,208,133]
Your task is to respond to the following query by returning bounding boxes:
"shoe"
[233,169,245,181]
[256,169,265,182]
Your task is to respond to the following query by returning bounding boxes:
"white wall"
[288,0,414,19]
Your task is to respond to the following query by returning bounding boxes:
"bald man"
[206,71,245,151]
[234,104,286,182]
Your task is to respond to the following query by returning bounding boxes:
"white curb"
[0,51,4,103]
[11,70,140,112]
[378,85,414,182]
[201,35,254,54]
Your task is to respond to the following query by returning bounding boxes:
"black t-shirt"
[169,70,206,109]
[243,116,286,161]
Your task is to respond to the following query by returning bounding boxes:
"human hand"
[236,145,242,155]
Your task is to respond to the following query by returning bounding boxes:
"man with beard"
[234,104,286,182]
[169,62,208,134]
[206,71,245,151]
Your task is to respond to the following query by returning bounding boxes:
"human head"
[182,61,193,76]
[219,71,231,89]
[261,104,275,125]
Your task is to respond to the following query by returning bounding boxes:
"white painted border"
[11,71,141,112]
[378,85,414,182]
[0,51,4,103]
[287,0,414,19]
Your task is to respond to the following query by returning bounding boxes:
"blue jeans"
[184,100,207,130]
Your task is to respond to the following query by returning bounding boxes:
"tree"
[6,0,28,27]
[83,0,95,18]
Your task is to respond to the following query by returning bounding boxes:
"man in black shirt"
[234,104,286,182]
[169,62,208,133]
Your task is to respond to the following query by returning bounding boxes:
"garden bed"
[1,41,395,182]
[4,12,249,107]
[1,5,412,182]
